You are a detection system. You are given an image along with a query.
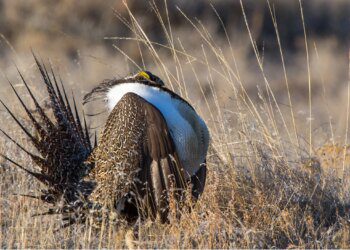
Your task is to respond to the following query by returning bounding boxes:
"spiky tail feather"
[0,54,95,226]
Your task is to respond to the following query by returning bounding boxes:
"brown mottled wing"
[88,92,187,222]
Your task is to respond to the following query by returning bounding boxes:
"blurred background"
[0,0,349,140]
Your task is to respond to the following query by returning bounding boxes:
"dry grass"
[0,0,350,248]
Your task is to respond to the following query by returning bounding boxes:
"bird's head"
[83,71,165,105]
[134,71,165,86]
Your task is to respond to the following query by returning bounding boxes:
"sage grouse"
[1,56,209,227]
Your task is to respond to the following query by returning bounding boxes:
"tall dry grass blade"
[240,0,294,158]
[299,0,312,156]
[342,50,350,200]
[313,43,335,145]
[267,1,300,156]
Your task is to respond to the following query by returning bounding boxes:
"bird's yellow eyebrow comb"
[137,71,150,80]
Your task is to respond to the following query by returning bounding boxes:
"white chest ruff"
[107,83,208,178]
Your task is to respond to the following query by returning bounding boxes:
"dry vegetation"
[0,0,350,248]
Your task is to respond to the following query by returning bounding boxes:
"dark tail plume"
[1,54,95,220]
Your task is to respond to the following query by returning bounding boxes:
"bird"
[84,70,209,222]
[0,56,209,227]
